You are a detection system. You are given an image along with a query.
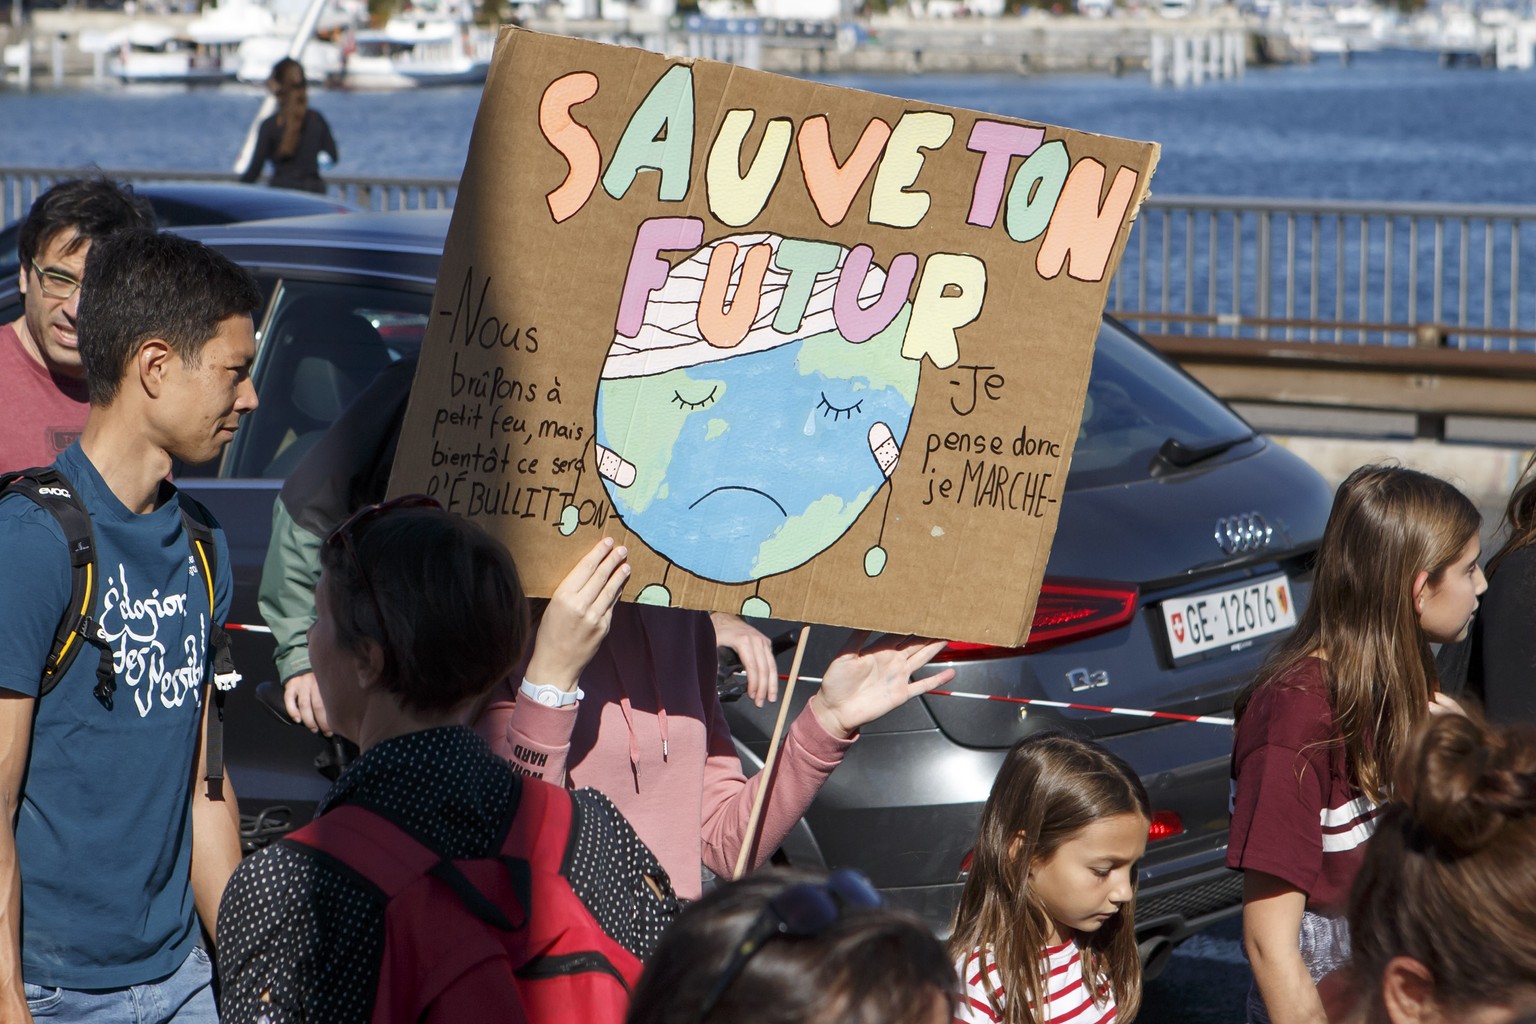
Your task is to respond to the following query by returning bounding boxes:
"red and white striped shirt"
[954,940,1118,1024]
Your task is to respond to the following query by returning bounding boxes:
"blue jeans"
[22,947,216,1024]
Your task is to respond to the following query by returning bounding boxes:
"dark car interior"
[219,280,429,480]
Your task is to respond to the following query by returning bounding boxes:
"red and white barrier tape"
[926,688,1233,727]
[228,628,1233,727]
[774,673,1233,727]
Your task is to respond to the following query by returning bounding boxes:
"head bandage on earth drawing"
[589,232,921,603]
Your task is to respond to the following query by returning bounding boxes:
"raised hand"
[524,538,630,692]
[809,631,956,740]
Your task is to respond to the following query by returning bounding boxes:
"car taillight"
[1148,810,1184,842]
[943,577,1139,661]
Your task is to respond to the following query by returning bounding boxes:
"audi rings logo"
[1215,512,1273,555]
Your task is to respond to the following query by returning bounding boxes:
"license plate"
[1160,574,1297,660]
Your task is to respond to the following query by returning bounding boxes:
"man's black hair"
[78,230,263,406]
[17,177,156,268]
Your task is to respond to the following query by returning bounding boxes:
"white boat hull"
[110,51,237,82]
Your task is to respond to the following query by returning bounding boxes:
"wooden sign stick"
[732,624,812,881]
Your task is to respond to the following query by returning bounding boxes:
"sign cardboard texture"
[389,27,1159,646]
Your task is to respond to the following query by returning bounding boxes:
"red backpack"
[284,779,647,1024]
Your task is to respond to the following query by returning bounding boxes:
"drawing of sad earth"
[577,232,920,616]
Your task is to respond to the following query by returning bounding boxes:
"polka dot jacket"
[215,726,679,1023]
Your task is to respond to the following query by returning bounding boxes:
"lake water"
[2,47,1535,203]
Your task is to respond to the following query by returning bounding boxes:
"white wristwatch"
[519,677,584,708]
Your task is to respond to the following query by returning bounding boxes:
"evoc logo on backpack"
[37,486,72,499]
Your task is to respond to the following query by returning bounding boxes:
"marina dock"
[2,8,1259,85]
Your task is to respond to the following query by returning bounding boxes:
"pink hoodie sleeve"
[474,676,577,785]
[697,680,855,880]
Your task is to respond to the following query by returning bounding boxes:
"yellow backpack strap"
[1,467,117,706]
[192,537,216,617]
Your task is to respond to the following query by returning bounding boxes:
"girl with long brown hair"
[239,58,338,194]
[948,733,1150,1024]
[1229,464,1485,1024]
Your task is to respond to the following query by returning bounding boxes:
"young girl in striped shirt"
[949,733,1150,1024]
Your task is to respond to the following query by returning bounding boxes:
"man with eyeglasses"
[1,177,154,469]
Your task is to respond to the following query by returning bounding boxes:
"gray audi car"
[0,209,1333,972]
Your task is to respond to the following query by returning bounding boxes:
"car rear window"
[222,279,430,479]
[1068,318,1253,490]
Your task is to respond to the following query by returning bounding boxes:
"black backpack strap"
[177,492,240,800]
[0,468,115,706]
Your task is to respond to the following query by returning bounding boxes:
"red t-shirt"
[0,322,89,470]
[1226,657,1380,913]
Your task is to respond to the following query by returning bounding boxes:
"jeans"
[22,946,216,1024]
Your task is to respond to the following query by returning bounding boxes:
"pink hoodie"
[474,604,853,899]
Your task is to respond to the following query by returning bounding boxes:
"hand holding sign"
[711,611,779,707]
[525,537,630,692]
[808,631,956,740]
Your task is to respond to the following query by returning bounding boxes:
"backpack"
[283,778,649,1024]
[0,465,241,798]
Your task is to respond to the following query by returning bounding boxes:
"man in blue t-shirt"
[0,230,261,1024]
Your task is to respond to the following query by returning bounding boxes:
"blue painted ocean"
[1,47,1533,203]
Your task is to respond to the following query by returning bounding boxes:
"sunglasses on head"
[324,494,441,637]
[698,869,883,1020]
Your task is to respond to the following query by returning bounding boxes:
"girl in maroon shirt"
[1229,465,1485,1024]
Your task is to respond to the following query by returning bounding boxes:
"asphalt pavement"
[1139,917,1251,1023]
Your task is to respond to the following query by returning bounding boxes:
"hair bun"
[1404,715,1536,856]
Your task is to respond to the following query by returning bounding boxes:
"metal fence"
[0,167,457,225]
[1110,195,1536,352]
[9,167,1536,354]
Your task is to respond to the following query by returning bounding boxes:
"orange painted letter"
[699,242,772,349]
[540,71,601,223]
[797,115,892,227]
[1036,161,1140,283]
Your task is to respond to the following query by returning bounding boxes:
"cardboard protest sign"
[389,27,1158,645]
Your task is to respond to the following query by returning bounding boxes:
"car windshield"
[221,279,430,479]
[1068,318,1253,490]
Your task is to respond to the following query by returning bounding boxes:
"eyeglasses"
[324,494,442,645]
[29,259,82,301]
[698,869,883,1020]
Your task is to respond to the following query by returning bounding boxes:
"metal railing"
[8,166,1536,355]
[0,167,457,225]
[1110,195,1536,352]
